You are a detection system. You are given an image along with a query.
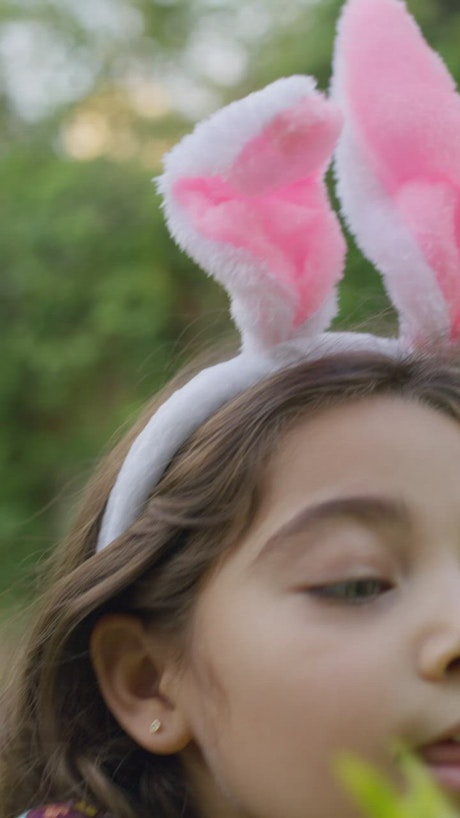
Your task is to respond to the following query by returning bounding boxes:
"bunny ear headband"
[97,0,460,552]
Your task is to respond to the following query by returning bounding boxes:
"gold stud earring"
[149,718,162,734]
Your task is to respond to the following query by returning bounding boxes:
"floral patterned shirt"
[18,801,108,818]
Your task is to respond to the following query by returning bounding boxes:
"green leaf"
[338,752,458,818]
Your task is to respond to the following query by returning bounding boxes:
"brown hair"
[2,346,460,818]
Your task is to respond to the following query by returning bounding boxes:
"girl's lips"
[420,742,460,793]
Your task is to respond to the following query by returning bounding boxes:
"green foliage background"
[1,0,459,607]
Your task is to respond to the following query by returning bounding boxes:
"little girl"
[3,1,460,817]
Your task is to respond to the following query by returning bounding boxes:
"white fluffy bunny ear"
[157,77,346,353]
[332,0,460,347]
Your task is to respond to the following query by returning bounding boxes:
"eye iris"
[315,578,389,601]
[341,580,381,599]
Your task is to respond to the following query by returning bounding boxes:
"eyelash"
[308,578,393,605]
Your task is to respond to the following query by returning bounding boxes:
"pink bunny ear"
[157,77,346,353]
[332,0,460,346]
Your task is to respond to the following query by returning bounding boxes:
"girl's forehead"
[266,394,460,478]
[249,395,460,548]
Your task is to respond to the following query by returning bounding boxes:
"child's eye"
[308,578,393,604]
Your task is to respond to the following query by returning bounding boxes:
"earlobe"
[90,614,192,754]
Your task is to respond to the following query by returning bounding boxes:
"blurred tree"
[0,142,232,600]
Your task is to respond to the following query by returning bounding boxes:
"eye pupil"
[345,580,379,598]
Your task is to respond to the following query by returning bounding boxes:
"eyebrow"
[252,494,411,567]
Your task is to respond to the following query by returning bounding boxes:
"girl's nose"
[417,625,460,682]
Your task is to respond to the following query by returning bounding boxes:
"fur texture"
[98,0,460,550]
[332,0,460,345]
[158,77,346,354]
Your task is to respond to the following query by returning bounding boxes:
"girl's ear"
[90,615,192,754]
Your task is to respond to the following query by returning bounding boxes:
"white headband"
[97,0,460,551]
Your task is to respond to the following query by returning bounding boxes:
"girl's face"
[177,396,460,818]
